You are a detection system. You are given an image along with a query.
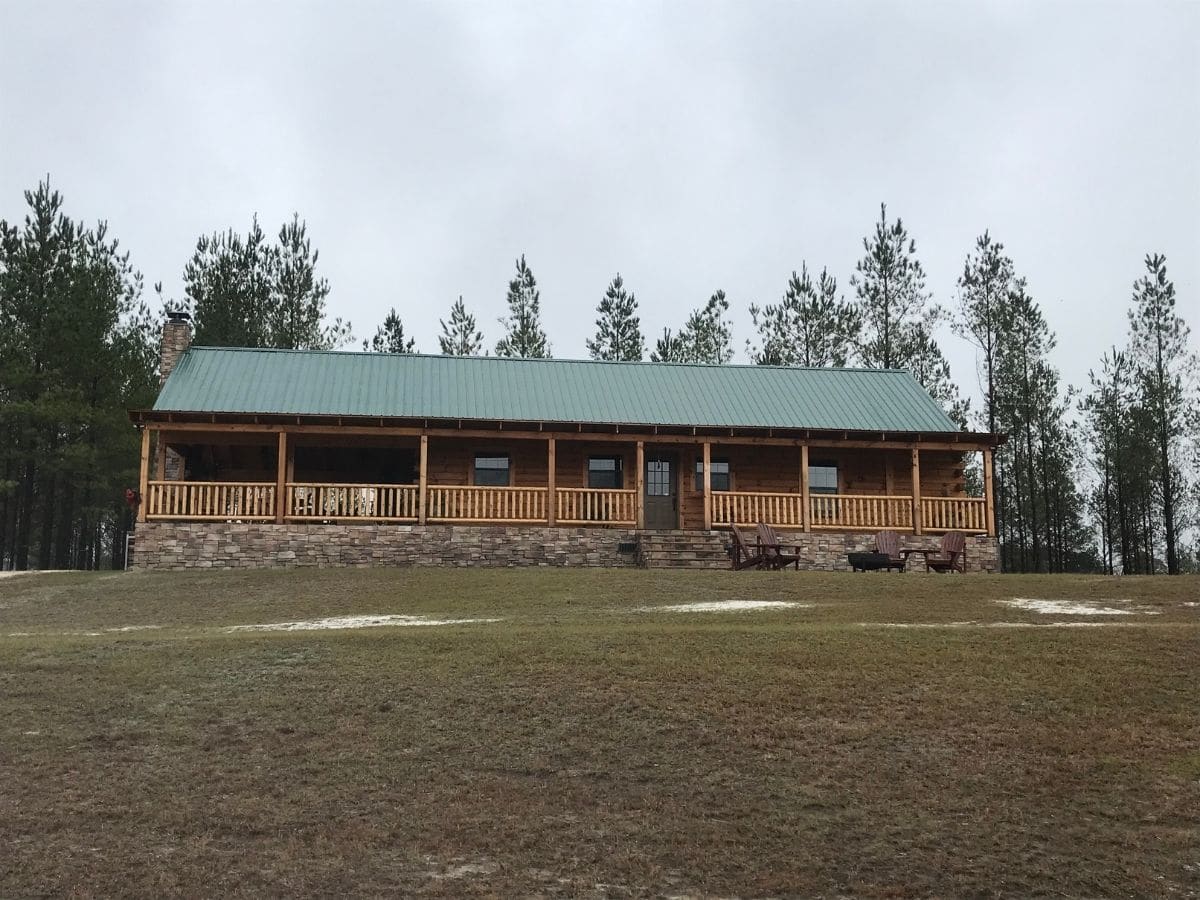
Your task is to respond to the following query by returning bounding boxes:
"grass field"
[1,568,1197,898]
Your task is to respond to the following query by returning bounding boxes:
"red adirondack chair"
[756,523,802,570]
[873,530,908,572]
[903,532,967,573]
[729,525,765,570]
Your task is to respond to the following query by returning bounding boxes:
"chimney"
[161,310,192,386]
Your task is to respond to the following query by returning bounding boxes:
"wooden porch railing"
[809,494,914,530]
[286,483,419,521]
[145,481,276,520]
[713,491,985,533]
[921,496,988,533]
[555,487,637,525]
[712,491,805,527]
[426,485,548,522]
[143,481,988,533]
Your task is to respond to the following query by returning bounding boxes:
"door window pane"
[646,459,672,496]
[474,454,510,486]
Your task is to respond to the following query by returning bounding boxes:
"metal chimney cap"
[166,309,192,325]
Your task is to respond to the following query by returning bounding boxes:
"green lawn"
[1,569,1197,897]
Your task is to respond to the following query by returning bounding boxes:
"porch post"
[800,444,811,532]
[418,434,428,525]
[547,437,556,526]
[275,431,288,524]
[137,427,151,523]
[635,440,645,529]
[982,447,996,537]
[911,447,922,535]
[702,441,712,530]
[154,435,166,480]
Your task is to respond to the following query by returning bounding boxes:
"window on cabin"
[809,461,839,494]
[694,458,731,491]
[474,454,510,486]
[588,456,623,489]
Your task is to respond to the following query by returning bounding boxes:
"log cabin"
[129,313,1003,571]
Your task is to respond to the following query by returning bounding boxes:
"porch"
[136,426,996,537]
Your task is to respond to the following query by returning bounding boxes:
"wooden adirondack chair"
[728,525,764,570]
[756,523,802,570]
[903,531,967,573]
[873,530,908,572]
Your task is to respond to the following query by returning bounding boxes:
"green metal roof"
[153,347,964,434]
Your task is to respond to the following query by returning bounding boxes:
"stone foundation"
[131,523,640,570]
[767,530,1000,573]
[131,522,1000,573]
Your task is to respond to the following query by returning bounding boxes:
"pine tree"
[587,273,644,361]
[850,203,967,424]
[185,214,351,350]
[685,291,734,364]
[955,231,1017,542]
[955,231,1015,437]
[1127,253,1193,575]
[0,179,157,570]
[495,255,550,358]
[364,308,417,353]
[438,296,483,355]
[994,280,1094,572]
[748,264,859,366]
[1082,349,1160,574]
[272,213,350,350]
[651,292,734,364]
[185,217,273,348]
[650,328,685,363]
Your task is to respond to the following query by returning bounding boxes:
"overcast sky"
[2,1,1197,417]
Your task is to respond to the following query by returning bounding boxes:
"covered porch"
[134,420,997,538]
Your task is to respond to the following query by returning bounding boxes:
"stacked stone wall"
[764,530,999,573]
[132,522,1000,573]
[132,523,639,569]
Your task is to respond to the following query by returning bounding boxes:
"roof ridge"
[183,346,913,375]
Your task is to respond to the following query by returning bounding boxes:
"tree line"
[1,180,1196,571]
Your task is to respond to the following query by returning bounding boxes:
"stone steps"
[637,530,732,569]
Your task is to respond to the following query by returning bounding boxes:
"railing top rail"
[287,482,417,489]
[559,486,636,493]
[428,484,547,492]
[715,490,914,501]
[148,480,275,487]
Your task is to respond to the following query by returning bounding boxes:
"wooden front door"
[644,454,678,529]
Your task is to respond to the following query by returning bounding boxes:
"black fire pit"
[848,551,902,572]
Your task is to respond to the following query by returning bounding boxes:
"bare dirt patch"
[999,597,1159,616]
[225,613,501,632]
[865,620,1131,629]
[635,599,806,613]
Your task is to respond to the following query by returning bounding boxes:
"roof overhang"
[129,409,1007,449]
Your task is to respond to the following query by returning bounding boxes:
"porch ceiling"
[131,411,1004,450]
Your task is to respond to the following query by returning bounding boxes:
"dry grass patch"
[1,568,1197,897]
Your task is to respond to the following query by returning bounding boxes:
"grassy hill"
[2,569,1197,897]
